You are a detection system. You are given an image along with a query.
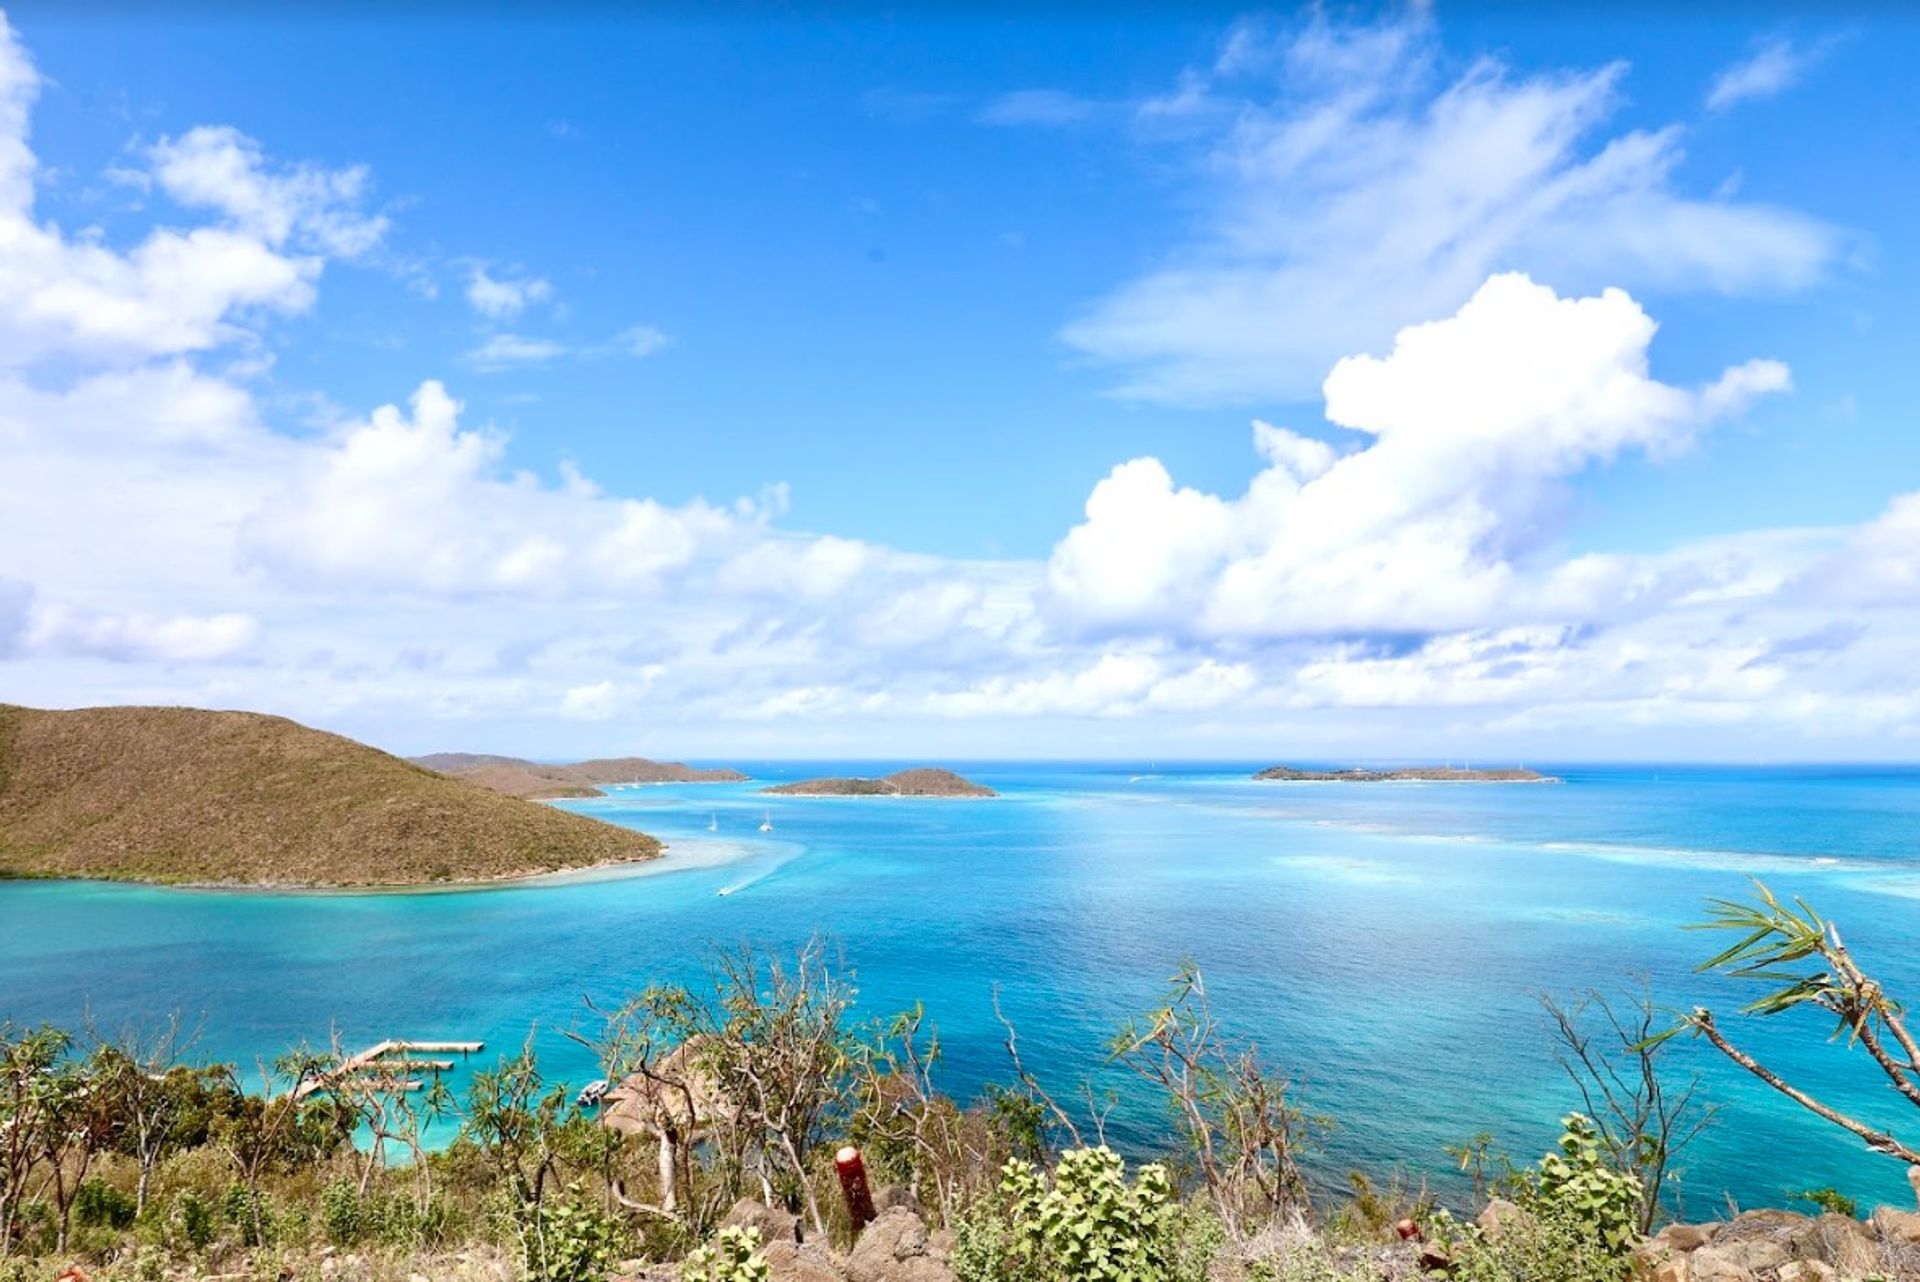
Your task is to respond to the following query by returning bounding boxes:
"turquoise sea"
[4,763,1920,1213]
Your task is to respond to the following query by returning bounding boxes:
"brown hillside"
[412,753,748,799]
[0,705,661,887]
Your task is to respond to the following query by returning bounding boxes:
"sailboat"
[759,811,773,833]
[708,813,718,832]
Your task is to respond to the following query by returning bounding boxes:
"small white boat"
[708,813,718,832]
[759,811,773,832]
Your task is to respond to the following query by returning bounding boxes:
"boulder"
[1646,1256,1689,1282]
[762,1239,847,1282]
[1474,1198,1526,1239]
[722,1197,802,1246]
[872,1184,920,1215]
[1776,1262,1837,1282]
[1789,1213,1879,1273]
[1874,1205,1920,1245]
[845,1208,955,1282]
[1654,1222,1722,1252]
[1685,1246,1757,1282]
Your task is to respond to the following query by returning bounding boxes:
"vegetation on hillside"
[0,705,661,886]
[762,769,995,798]
[414,755,749,801]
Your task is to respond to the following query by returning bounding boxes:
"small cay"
[762,767,996,797]
[1255,763,1557,783]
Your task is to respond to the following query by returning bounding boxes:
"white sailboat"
[759,811,773,832]
[708,813,718,832]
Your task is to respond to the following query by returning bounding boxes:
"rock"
[722,1196,802,1245]
[1874,1205,1920,1245]
[926,1229,955,1259]
[1475,1198,1526,1239]
[846,1207,954,1282]
[872,1184,920,1214]
[1722,1238,1790,1274]
[1655,1222,1722,1252]
[762,1239,847,1282]
[1415,1243,1452,1273]
[1790,1213,1879,1273]
[1776,1262,1837,1282]
[1646,1256,1689,1282]
[1686,1246,1757,1282]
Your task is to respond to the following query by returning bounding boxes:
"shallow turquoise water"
[5,762,1920,1213]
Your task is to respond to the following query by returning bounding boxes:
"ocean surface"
[4,762,1920,1214]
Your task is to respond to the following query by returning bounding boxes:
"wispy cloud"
[1706,38,1821,112]
[465,265,553,320]
[977,89,1101,127]
[465,333,568,370]
[1060,13,1843,406]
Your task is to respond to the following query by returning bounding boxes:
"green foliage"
[523,1185,620,1282]
[321,1179,364,1246]
[72,1176,136,1229]
[1790,1186,1859,1218]
[1437,1203,1633,1282]
[172,1189,216,1250]
[952,1146,1219,1282]
[1245,1244,1378,1282]
[681,1225,771,1282]
[1523,1115,1641,1255]
[222,1182,273,1246]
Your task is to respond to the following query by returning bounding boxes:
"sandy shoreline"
[1,837,761,898]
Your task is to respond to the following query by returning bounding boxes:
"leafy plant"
[72,1176,136,1229]
[523,1184,620,1282]
[1526,1114,1642,1255]
[1790,1186,1859,1218]
[682,1225,770,1282]
[171,1189,216,1250]
[954,1145,1218,1282]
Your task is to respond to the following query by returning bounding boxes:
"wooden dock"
[291,1039,482,1100]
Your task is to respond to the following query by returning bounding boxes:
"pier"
[291,1039,482,1100]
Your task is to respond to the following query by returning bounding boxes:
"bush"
[523,1186,621,1282]
[952,1146,1219,1282]
[682,1226,770,1282]
[172,1189,216,1251]
[1524,1114,1641,1255]
[321,1178,364,1245]
[73,1175,138,1229]
[1791,1186,1859,1218]
[1441,1204,1631,1282]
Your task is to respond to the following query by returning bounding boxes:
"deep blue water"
[4,762,1919,1214]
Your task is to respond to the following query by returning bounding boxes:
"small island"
[762,767,996,797]
[1254,764,1557,783]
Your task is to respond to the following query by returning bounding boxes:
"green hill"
[411,752,747,799]
[0,704,661,887]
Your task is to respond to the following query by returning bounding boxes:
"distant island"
[413,752,748,799]
[1254,764,1557,783]
[763,767,996,797]
[0,705,662,887]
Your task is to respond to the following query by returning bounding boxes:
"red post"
[835,1145,877,1231]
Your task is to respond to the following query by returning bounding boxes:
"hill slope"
[0,705,661,886]
[413,753,748,799]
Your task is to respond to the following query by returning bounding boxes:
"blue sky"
[2,4,1919,759]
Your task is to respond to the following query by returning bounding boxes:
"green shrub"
[952,1145,1220,1282]
[523,1186,620,1282]
[1440,1203,1631,1282]
[682,1226,771,1282]
[1523,1115,1641,1255]
[172,1189,217,1250]
[222,1183,273,1246]
[74,1175,138,1229]
[321,1178,364,1245]
[1791,1186,1859,1218]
